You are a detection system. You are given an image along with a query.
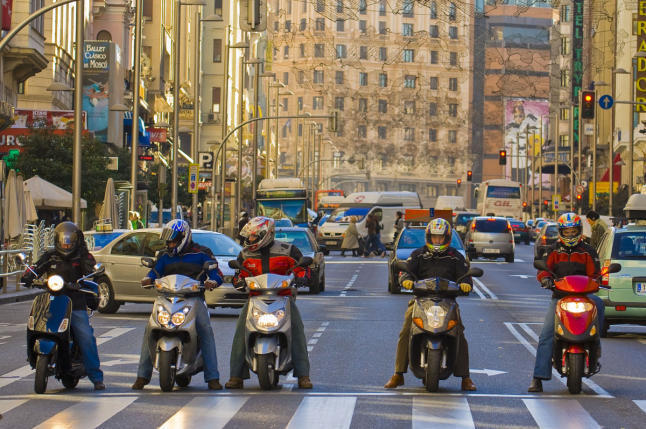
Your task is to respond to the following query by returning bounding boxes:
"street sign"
[198,152,213,169]
[581,180,588,188]
[584,123,594,136]
[598,94,614,110]
[188,163,199,194]
[575,185,584,194]
[552,194,560,211]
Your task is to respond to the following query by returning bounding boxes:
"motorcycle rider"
[132,220,224,390]
[21,222,105,390]
[225,216,313,389]
[528,212,604,392]
[384,218,477,391]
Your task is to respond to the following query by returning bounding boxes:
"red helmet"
[240,216,275,252]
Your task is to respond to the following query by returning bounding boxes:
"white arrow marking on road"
[469,369,507,376]
[510,275,532,279]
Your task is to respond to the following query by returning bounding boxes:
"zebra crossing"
[0,392,644,428]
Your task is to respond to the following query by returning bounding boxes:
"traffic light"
[499,150,507,165]
[240,0,267,31]
[467,170,473,181]
[581,91,595,119]
[543,199,549,209]
[4,149,19,170]
[522,201,529,213]
[457,178,462,188]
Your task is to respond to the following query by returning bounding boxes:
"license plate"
[326,241,336,245]
[484,248,500,254]
[636,282,646,296]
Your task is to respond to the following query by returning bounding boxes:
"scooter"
[534,259,621,394]
[228,257,313,390]
[140,258,219,392]
[17,254,104,394]
[394,261,483,392]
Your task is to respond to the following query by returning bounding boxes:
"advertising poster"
[82,41,110,142]
[0,109,85,153]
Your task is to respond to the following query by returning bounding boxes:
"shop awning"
[123,112,151,147]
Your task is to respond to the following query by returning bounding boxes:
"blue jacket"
[147,242,223,285]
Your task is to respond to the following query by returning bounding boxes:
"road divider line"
[286,397,356,429]
[159,396,249,429]
[412,397,475,429]
[472,284,487,300]
[33,396,137,429]
[0,398,28,415]
[633,400,646,414]
[523,399,601,429]
[473,278,498,300]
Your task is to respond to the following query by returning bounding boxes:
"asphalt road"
[0,244,645,428]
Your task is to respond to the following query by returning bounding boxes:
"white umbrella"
[24,190,38,223]
[16,174,26,227]
[3,169,21,240]
[98,177,119,228]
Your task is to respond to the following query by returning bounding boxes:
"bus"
[475,179,523,219]
[256,178,309,226]
[314,189,345,213]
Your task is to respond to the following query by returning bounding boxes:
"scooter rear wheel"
[159,349,178,392]
[424,349,442,393]
[567,353,584,394]
[256,353,277,390]
[61,375,80,389]
[34,355,49,394]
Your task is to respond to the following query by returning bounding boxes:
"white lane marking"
[473,278,498,300]
[326,261,387,264]
[510,274,532,279]
[308,338,319,345]
[159,396,249,429]
[316,327,326,332]
[96,327,136,346]
[472,283,487,300]
[633,400,646,414]
[307,346,313,352]
[412,397,475,429]
[515,258,526,262]
[469,369,507,376]
[321,321,330,326]
[0,398,28,414]
[286,397,356,429]
[33,397,137,429]
[523,399,601,429]
[312,332,323,338]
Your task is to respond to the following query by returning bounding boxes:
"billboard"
[83,41,110,142]
[0,109,86,153]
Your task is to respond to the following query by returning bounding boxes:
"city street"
[0,244,645,428]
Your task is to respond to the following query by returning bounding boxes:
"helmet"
[557,212,582,247]
[54,221,81,257]
[160,219,191,256]
[239,211,248,218]
[425,218,451,255]
[240,216,275,252]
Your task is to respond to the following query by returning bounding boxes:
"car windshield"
[456,213,478,226]
[545,225,559,237]
[257,200,308,224]
[612,232,646,260]
[192,233,242,256]
[326,207,370,223]
[397,229,464,251]
[85,232,124,251]
[474,219,509,233]
[486,186,521,199]
[275,230,313,252]
[536,221,547,229]
[274,219,293,227]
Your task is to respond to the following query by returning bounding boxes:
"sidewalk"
[0,277,40,305]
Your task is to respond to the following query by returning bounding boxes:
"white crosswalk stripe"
[286,397,357,429]
[33,397,137,429]
[0,398,28,414]
[159,396,249,429]
[523,399,601,429]
[412,397,475,429]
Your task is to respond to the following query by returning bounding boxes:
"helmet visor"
[160,228,180,242]
[561,227,579,238]
[430,234,445,245]
[58,232,76,250]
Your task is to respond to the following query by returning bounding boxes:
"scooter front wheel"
[424,349,442,393]
[34,355,49,394]
[158,349,178,392]
[567,353,584,394]
[256,353,278,390]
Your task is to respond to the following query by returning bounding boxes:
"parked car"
[454,212,479,240]
[533,222,559,260]
[91,228,243,313]
[387,226,466,294]
[275,227,328,294]
[509,220,531,245]
[465,216,515,262]
[594,224,646,336]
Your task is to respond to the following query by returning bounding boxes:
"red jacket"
[234,240,309,287]
[537,240,600,297]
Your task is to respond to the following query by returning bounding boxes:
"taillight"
[602,259,610,286]
[249,290,261,296]
[471,223,476,231]
[278,289,292,296]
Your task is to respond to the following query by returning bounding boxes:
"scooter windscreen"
[413,277,460,294]
[245,273,294,290]
[154,274,202,294]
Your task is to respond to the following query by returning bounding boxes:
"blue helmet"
[160,219,191,256]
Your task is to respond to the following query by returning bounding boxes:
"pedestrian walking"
[394,211,404,242]
[586,210,608,250]
[340,216,360,257]
[366,213,386,257]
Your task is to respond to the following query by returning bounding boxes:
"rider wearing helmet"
[225,216,313,389]
[384,218,477,391]
[132,219,224,390]
[528,212,604,392]
[21,222,105,390]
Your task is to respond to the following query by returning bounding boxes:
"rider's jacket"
[233,240,309,289]
[21,248,96,311]
[537,240,600,298]
[147,241,223,284]
[400,246,472,288]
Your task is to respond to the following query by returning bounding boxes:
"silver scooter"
[229,257,312,390]
[141,258,219,391]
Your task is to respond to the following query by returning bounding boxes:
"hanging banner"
[2,0,13,31]
[636,0,646,111]
[82,41,111,142]
[571,0,583,147]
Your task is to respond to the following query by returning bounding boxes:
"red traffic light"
[543,200,549,205]
[584,94,593,102]
[457,178,462,185]
[522,202,528,207]
[576,194,582,200]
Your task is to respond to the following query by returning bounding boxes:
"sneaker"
[298,376,313,389]
[93,381,106,391]
[384,373,404,389]
[225,377,244,389]
[131,377,149,390]
[208,379,223,390]
[527,378,543,393]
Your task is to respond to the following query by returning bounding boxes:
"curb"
[0,290,40,305]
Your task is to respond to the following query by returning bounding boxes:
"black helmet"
[54,221,81,257]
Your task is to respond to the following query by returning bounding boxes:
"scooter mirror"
[466,267,484,278]
[606,263,622,275]
[93,264,105,275]
[141,257,155,268]
[297,257,313,267]
[203,261,219,271]
[14,253,26,265]
[228,259,242,270]
[533,259,548,272]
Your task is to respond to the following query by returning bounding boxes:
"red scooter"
[534,260,621,394]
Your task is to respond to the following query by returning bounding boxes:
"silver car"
[90,228,244,313]
[465,216,515,263]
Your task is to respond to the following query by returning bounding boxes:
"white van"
[435,195,466,211]
[317,192,422,249]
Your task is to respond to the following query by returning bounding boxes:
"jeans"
[230,300,310,379]
[136,300,220,382]
[533,295,605,380]
[367,234,386,255]
[70,310,103,383]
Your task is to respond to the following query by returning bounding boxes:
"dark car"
[387,227,466,294]
[454,212,479,240]
[534,222,559,260]
[275,227,328,294]
[531,219,549,241]
[509,220,530,244]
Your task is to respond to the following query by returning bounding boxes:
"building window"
[448,156,456,167]
[559,134,570,148]
[359,0,367,14]
[429,128,437,142]
[561,37,570,55]
[429,1,437,19]
[359,20,367,33]
[313,96,324,110]
[336,44,347,58]
[287,0,292,13]
[560,69,569,87]
[299,44,305,57]
[283,71,289,84]
[379,73,388,87]
[274,21,279,31]
[429,25,439,38]
[282,97,288,111]
[360,46,368,59]
[315,18,325,31]
[379,0,386,15]
[358,125,367,138]
[30,0,44,34]
[404,127,415,141]
[402,23,413,36]
[313,70,324,83]
[404,75,416,88]
[448,130,457,143]
[212,39,222,62]
[403,0,414,17]
[17,81,24,94]
[299,18,307,31]
[561,4,570,22]
[336,71,344,84]
[285,20,292,31]
[378,126,387,139]
[143,0,154,18]
[359,72,368,86]
[212,87,221,113]
[449,2,456,21]
[298,123,303,136]
[337,0,344,13]
[298,71,304,84]
[404,101,415,114]
[379,21,386,34]
[316,0,325,12]
[449,77,458,91]
[429,102,437,116]
[430,76,438,90]
[450,52,458,66]
[560,107,569,120]
[314,44,325,57]
[297,96,303,110]
[284,46,289,58]
[378,99,387,113]
[97,30,112,41]
[403,49,414,62]
[302,0,307,12]
[358,98,368,112]
[379,47,387,61]
[430,50,438,64]
[449,26,458,39]
[337,19,345,32]
[448,104,458,117]
[335,97,345,111]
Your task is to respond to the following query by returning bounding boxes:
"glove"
[402,280,414,290]
[141,277,152,287]
[459,283,472,293]
[234,278,246,291]
[540,278,555,290]
[204,279,219,290]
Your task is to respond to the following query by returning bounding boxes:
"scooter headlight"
[47,275,65,292]
[560,301,593,313]
[252,308,286,329]
[157,307,171,326]
[171,311,186,326]
[426,305,447,329]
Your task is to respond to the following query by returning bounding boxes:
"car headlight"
[560,301,593,313]
[252,308,286,329]
[157,305,171,326]
[47,275,65,292]
[426,305,447,329]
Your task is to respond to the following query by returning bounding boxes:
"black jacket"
[400,246,472,289]
[21,247,97,311]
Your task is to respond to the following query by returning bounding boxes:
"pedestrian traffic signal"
[499,150,507,165]
[467,170,473,181]
[581,91,595,119]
